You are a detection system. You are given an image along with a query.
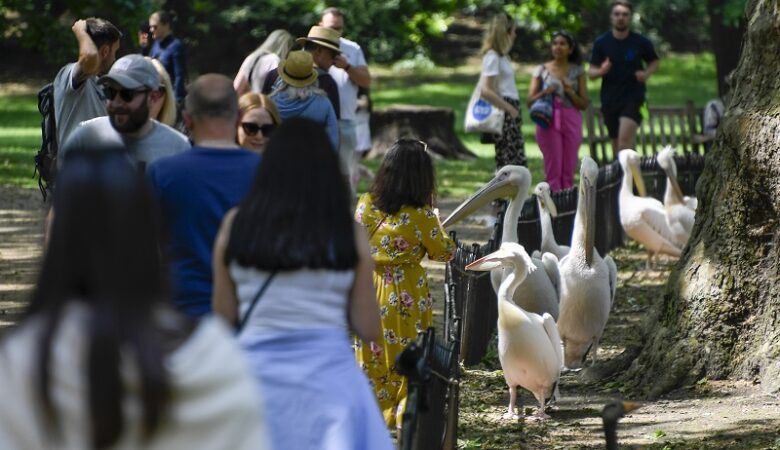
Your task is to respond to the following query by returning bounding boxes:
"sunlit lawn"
[0,53,717,194]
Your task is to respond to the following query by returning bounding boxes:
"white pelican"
[658,146,697,211]
[617,149,682,268]
[656,146,696,246]
[532,182,570,259]
[443,165,560,320]
[466,242,562,419]
[556,157,617,369]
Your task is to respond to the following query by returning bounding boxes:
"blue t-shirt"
[147,146,261,318]
[589,31,659,108]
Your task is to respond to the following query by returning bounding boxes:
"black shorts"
[602,100,644,139]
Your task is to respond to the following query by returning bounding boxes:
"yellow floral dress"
[354,193,456,428]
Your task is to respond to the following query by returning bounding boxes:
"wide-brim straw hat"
[277,50,318,88]
[295,26,342,53]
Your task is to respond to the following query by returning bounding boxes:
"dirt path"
[2,187,780,448]
[0,186,45,334]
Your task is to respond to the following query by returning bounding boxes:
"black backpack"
[34,82,57,201]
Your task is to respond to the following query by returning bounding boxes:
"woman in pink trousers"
[527,31,590,191]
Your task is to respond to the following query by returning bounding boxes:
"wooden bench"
[584,101,714,165]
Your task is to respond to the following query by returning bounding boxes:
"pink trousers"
[535,96,582,192]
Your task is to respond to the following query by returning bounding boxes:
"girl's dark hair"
[552,30,582,65]
[226,117,357,270]
[29,146,177,449]
[370,139,435,215]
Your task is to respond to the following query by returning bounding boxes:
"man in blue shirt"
[149,10,187,102]
[589,0,659,154]
[147,74,261,318]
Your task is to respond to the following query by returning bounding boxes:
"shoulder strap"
[246,52,263,87]
[236,270,277,333]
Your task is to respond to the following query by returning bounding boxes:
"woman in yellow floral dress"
[354,139,456,429]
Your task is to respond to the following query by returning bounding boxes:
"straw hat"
[295,26,342,53]
[277,50,318,87]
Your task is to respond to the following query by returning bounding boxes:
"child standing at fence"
[354,139,456,430]
[527,31,589,192]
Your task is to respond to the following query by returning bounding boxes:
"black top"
[261,68,341,120]
[589,31,659,108]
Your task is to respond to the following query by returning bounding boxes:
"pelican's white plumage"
[443,166,560,319]
[617,149,682,268]
[656,146,695,246]
[466,242,563,419]
[556,157,617,369]
[532,182,570,259]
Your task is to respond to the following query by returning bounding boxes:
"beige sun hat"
[277,50,318,87]
[295,26,342,53]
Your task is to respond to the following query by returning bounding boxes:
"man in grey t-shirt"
[62,54,190,170]
[53,18,122,149]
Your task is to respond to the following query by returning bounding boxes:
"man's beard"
[614,24,629,32]
[109,100,149,133]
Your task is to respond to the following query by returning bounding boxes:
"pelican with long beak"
[656,146,696,246]
[556,157,617,369]
[443,165,560,320]
[532,182,570,259]
[617,149,682,268]
[466,242,563,419]
[658,146,697,211]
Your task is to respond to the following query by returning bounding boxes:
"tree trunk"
[708,0,746,96]
[624,0,780,398]
[368,105,477,160]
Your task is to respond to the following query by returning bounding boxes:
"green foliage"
[0,0,159,63]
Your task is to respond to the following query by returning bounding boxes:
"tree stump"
[368,104,477,160]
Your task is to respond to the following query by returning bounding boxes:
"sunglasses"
[101,86,150,102]
[241,122,276,137]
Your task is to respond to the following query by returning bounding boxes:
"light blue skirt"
[241,328,394,450]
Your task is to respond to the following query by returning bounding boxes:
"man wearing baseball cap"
[62,54,190,171]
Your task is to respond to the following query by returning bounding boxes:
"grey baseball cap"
[98,54,160,90]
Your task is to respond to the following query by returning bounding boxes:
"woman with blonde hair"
[237,92,281,154]
[234,29,295,96]
[146,57,177,127]
[479,12,526,169]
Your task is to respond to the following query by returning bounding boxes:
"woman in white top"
[234,29,294,96]
[0,145,267,449]
[527,31,589,191]
[212,117,394,450]
[479,12,526,169]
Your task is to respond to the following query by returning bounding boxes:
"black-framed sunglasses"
[101,86,150,102]
[241,122,276,137]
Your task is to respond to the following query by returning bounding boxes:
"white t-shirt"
[482,50,518,100]
[0,304,269,450]
[238,52,281,94]
[328,37,367,121]
[53,63,107,149]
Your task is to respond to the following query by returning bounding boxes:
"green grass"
[0,94,39,188]
[0,53,717,192]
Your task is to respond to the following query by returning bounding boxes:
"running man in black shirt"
[589,0,659,154]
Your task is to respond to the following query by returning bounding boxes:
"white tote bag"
[464,77,505,135]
